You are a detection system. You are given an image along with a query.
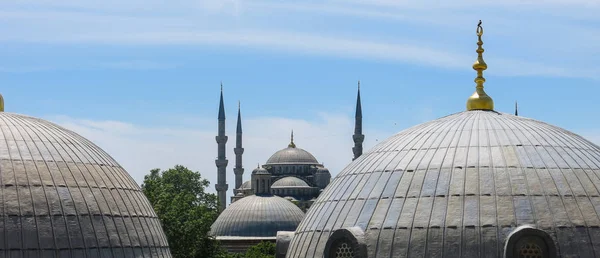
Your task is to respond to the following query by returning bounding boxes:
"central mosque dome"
[265,132,319,165]
[284,21,599,258]
[0,109,170,257]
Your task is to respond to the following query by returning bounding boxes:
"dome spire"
[288,130,296,148]
[466,20,494,111]
[515,101,519,116]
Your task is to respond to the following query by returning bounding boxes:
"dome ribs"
[0,113,169,257]
[287,111,600,258]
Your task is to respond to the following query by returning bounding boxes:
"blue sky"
[1,0,600,200]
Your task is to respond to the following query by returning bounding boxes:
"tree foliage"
[219,242,276,258]
[243,241,276,258]
[142,165,221,258]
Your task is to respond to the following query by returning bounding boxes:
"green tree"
[142,165,221,258]
[243,242,276,258]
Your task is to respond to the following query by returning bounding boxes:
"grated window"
[518,242,543,258]
[332,241,354,258]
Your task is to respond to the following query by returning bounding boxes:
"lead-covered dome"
[272,177,310,188]
[286,110,600,257]
[266,147,319,165]
[0,112,171,257]
[210,195,304,237]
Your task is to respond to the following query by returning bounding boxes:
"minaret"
[352,81,364,161]
[233,101,244,193]
[215,84,228,212]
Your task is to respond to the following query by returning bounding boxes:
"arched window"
[329,238,354,258]
[504,226,557,258]
[324,227,367,258]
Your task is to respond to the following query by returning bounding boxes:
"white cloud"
[0,1,599,78]
[49,112,391,203]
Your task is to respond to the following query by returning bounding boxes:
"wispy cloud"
[0,0,598,79]
[0,60,176,73]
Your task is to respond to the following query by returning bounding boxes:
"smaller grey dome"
[252,166,270,175]
[210,195,304,237]
[272,177,310,188]
[266,147,319,165]
[316,167,330,173]
[240,180,251,189]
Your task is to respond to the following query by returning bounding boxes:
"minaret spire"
[515,101,519,116]
[353,80,365,161]
[466,20,494,111]
[233,100,244,193]
[215,85,229,212]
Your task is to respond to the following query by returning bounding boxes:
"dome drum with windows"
[280,21,598,258]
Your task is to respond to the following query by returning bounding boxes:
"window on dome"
[328,238,354,258]
[505,226,556,258]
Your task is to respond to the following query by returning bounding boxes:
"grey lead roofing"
[286,110,600,258]
[210,195,304,237]
[265,147,319,165]
[271,177,310,188]
[0,113,171,257]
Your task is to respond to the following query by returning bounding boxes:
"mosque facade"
[209,84,365,253]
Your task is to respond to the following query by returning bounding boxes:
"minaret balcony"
[234,147,244,155]
[353,134,365,142]
[215,184,229,191]
[215,159,229,167]
[215,135,228,143]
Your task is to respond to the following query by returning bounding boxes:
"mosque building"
[275,21,600,258]
[209,83,365,253]
[0,94,171,257]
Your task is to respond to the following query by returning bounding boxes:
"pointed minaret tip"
[236,100,243,133]
[218,85,226,120]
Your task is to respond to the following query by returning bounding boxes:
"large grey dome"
[0,112,170,257]
[211,195,304,237]
[266,147,319,165]
[286,110,600,257]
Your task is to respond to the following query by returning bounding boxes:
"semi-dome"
[266,147,319,165]
[286,110,600,257]
[240,180,251,189]
[272,177,310,188]
[316,167,330,173]
[0,112,170,257]
[210,195,304,237]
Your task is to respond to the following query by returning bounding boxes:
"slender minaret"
[515,101,519,116]
[233,101,244,193]
[352,81,364,161]
[215,84,228,212]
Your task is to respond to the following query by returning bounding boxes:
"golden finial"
[0,93,4,112]
[466,20,494,111]
[288,130,296,148]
